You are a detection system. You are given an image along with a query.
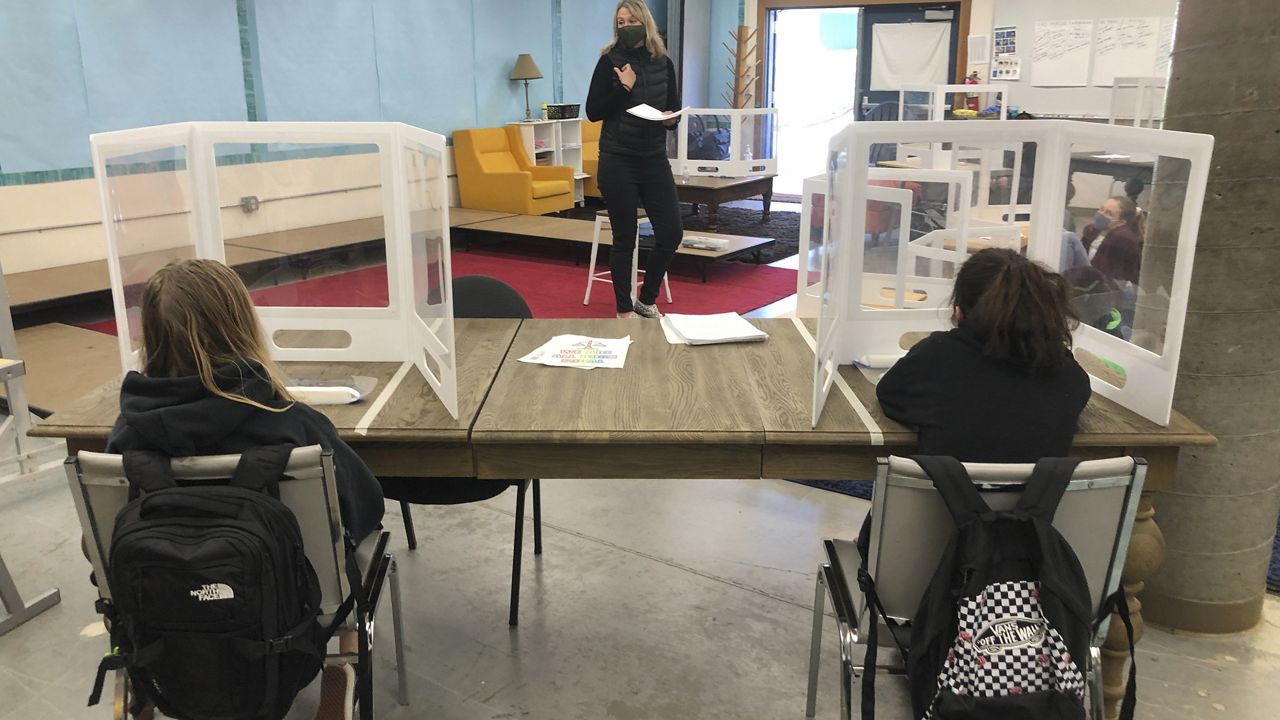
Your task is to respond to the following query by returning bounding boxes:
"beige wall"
[0,149,459,277]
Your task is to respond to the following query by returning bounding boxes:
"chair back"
[454,128,520,175]
[863,455,1145,639]
[66,445,353,616]
[452,275,532,319]
[582,120,601,158]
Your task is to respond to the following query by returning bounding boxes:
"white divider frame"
[670,107,779,178]
[1108,77,1167,129]
[796,174,827,318]
[813,120,1213,427]
[90,121,459,418]
[897,83,1011,122]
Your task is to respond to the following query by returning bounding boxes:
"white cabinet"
[508,119,588,205]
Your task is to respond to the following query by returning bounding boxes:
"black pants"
[597,151,683,312]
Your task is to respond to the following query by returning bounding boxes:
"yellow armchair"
[453,127,574,215]
[581,120,602,199]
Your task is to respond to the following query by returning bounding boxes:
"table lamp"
[510,53,543,122]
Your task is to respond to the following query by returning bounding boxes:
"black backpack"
[88,446,340,720]
[858,456,1136,720]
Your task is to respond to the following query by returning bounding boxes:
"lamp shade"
[510,53,543,81]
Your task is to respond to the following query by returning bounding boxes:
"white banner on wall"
[870,23,950,90]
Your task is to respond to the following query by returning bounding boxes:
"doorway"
[764,6,861,197]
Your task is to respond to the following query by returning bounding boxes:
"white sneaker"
[632,300,662,319]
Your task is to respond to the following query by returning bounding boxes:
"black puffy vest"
[600,46,672,157]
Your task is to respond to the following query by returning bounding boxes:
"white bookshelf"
[508,118,587,205]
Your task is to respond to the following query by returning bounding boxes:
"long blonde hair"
[139,259,293,412]
[603,0,667,59]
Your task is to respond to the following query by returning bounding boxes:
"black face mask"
[617,25,645,49]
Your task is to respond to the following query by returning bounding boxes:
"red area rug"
[79,248,796,334]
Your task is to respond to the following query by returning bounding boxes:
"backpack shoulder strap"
[911,455,991,524]
[229,445,295,498]
[1015,457,1082,522]
[122,450,177,495]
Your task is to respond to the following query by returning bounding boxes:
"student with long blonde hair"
[106,259,383,545]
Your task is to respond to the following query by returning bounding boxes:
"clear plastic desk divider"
[813,120,1212,427]
[92,122,459,418]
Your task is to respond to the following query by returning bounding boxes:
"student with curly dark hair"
[877,248,1092,463]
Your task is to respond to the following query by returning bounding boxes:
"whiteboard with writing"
[1092,17,1160,86]
[1154,17,1175,78]
[1032,19,1093,87]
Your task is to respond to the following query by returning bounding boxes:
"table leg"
[0,551,60,637]
[687,202,700,218]
[1101,491,1162,719]
[708,203,719,232]
[762,185,773,222]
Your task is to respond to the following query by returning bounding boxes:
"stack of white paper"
[518,335,633,369]
[680,235,728,251]
[660,313,768,345]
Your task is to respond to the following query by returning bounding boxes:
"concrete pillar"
[1142,0,1280,633]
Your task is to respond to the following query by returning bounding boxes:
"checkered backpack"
[860,456,1136,720]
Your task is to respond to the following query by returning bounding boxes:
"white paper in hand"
[626,104,689,122]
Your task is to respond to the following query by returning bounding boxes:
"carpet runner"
[80,247,797,335]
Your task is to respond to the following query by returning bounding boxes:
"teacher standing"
[585,0,682,319]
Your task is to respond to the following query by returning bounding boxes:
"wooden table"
[470,317,1213,720]
[33,319,522,479]
[33,316,1211,719]
[673,174,776,232]
[471,318,766,479]
[471,318,1213,481]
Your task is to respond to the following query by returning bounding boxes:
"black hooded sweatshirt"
[106,361,383,544]
[876,327,1091,462]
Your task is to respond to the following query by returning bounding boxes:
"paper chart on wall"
[1091,17,1160,87]
[1032,19,1093,87]
[1154,17,1175,78]
[967,34,990,65]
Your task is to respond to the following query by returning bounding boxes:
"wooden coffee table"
[673,174,776,232]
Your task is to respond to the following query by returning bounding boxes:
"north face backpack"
[88,446,340,720]
[858,456,1136,720]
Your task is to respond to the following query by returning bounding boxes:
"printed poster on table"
[517,334,632,370]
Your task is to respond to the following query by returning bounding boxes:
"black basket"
[546,103,580,120]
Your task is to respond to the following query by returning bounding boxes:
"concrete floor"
[1,456,1276,719]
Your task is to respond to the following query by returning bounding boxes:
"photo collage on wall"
[992,25,1021,80]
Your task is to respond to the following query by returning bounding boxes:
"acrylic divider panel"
[214,141,389,311]
[1063,126,1209,425]
[796,173,827,317]
[811,145,852,427]
[91,122,459,418]
[896,83,1012,121]
[672,108,779,178]
[93,132,198,372]
[402,134,457,415]
[812,119,1212,427]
